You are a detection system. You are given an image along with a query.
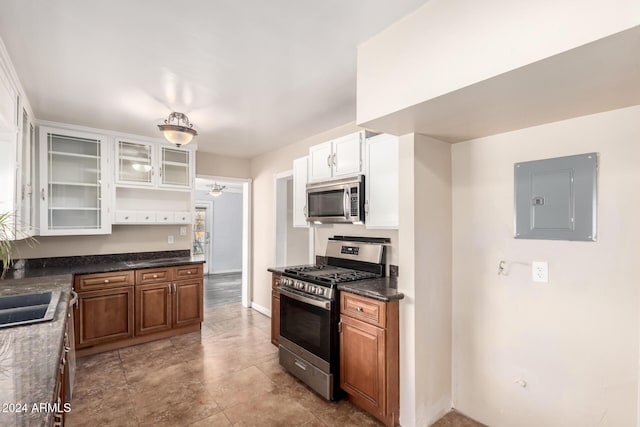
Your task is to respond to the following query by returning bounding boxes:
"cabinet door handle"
[332,153,336,166]
[152,274,158,278]
[187,271,192,275]
[41,188,45,200]
[70,290,78,308]
[327,154,331,167]
[168,283,171,294]
[104,279,110,284]
[173,283,176,293]
[355,306,363,312]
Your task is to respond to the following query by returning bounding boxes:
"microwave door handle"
[344,188,351,220]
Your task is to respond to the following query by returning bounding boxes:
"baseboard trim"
[251,302,271,317]
[208,269,242,275]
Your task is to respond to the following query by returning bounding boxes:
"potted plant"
[0,212,16,279]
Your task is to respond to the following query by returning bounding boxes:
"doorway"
[194,176,252,308]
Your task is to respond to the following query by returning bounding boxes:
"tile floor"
[66,299,485,427]
[66,303,386,426]
[204,273,242,308]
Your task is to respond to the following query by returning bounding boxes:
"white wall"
[357,0,640,125]
[398,133,453,426]
[196,151,252,179]
[12,224,191,258]
[451,105,640,426]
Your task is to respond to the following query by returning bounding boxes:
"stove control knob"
[308,285,316,293]
[315,288,324,296]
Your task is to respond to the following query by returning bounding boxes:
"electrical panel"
[514,153,597,241]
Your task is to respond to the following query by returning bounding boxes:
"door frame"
[194,200,214,274]
[195,174,252,308]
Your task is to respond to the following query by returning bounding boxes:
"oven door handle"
[278,287,331,310]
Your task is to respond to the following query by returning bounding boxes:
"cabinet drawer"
[156,212,175,223]
[173,212,192,223]
[75,271,134,292]
[136,211,156,223]
[135,267,173,285]
[340,292,386,328]
[115,211,137,223]
[174,264,203,279]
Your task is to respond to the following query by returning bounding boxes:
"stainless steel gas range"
[277,237,387,400]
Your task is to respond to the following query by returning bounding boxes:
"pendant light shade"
[209,183,226,197]
[158,112,198,146]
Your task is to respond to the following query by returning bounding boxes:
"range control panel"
[340,246,359,256]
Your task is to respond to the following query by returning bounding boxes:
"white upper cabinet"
[0,44,36,240]
[114,139,193,225]
[160,146,192,189]
[0,64,16,131]
[332,132,362,178]
[292,156,309,228]
[0,67,18,225]
[308,131,366,183]
[308,141,333,182]
[115,139,193,190]
[364,134,399,229]
[116,139,154,187]
[18,107,35,237]
[38,126,112,235]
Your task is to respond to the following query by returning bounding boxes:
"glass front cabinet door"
[116,139,154,186]
[115,141,192,189]
[38,126,111,235]
[160,146,191,188]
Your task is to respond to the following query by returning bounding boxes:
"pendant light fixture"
[209,183,226,197]
[158,112,198,147]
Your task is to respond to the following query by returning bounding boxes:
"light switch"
[179,226,187,236]
[167,235,174,244]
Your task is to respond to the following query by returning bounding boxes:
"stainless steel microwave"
[306,175,365,224]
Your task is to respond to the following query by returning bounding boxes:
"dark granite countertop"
[0,250,204,425]
[337,276,404,302]
[0,275,73,427]
[5,256,204,281]
[267,267,287,274]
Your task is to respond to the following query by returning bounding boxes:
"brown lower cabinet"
[136,278,204,335]
[74,263,203,356]
[340,291,400,427]
[271,273,281,346]
[75,286,135,347]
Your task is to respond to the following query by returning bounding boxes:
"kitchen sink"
[0,291,61,329]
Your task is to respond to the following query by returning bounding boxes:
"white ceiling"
[0,0,429,158]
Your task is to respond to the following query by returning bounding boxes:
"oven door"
[279,287,332,364]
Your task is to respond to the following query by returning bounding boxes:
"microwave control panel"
[350,187,358,215]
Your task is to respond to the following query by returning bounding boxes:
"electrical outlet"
[167,235,174,244]
[179,226,187,236]
[532,261,548,283]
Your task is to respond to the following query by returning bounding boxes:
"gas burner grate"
[283,265,328,275]
[315,270,378,285]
